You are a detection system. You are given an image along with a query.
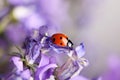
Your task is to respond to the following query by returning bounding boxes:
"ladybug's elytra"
[51,33,73,48]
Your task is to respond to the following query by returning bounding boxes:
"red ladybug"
[51,33,73,48]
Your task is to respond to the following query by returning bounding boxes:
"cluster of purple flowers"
[0,0,88,79]
[4,25,88,80]
[1,0,120,80]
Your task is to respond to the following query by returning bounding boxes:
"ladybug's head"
[67,39,73,48]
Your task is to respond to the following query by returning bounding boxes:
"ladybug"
[51,33,73,48]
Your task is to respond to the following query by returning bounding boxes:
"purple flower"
[5,26,88,80]
[0,1,89,80]
[5,56,31,80]
[12,56,23,72]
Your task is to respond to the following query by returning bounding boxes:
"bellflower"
[4,26,88,80]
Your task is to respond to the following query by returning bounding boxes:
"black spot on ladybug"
[60,37,62,39]
[52,38,55,42]
[60,43,63,45]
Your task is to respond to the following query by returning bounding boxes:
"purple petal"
[38,54,49,67]
[47,49,69,66]
[75,43,85,58]
[70,75,88,80]
[11,56,23,71]
[39,25,49,36]
[35,63,57,80]
[20,69,31,79]
[49,56,56,64]
[70,61,84,79]
[58,61,83,80]
[28,44,41,64]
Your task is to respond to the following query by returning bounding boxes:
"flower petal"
[70,75,88,80]
[75,43,85,58]
[38,54,49,67]
[39,25,48,36]
[20,69,31,80]
[11,56,23,71]
[35,63,57,80]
